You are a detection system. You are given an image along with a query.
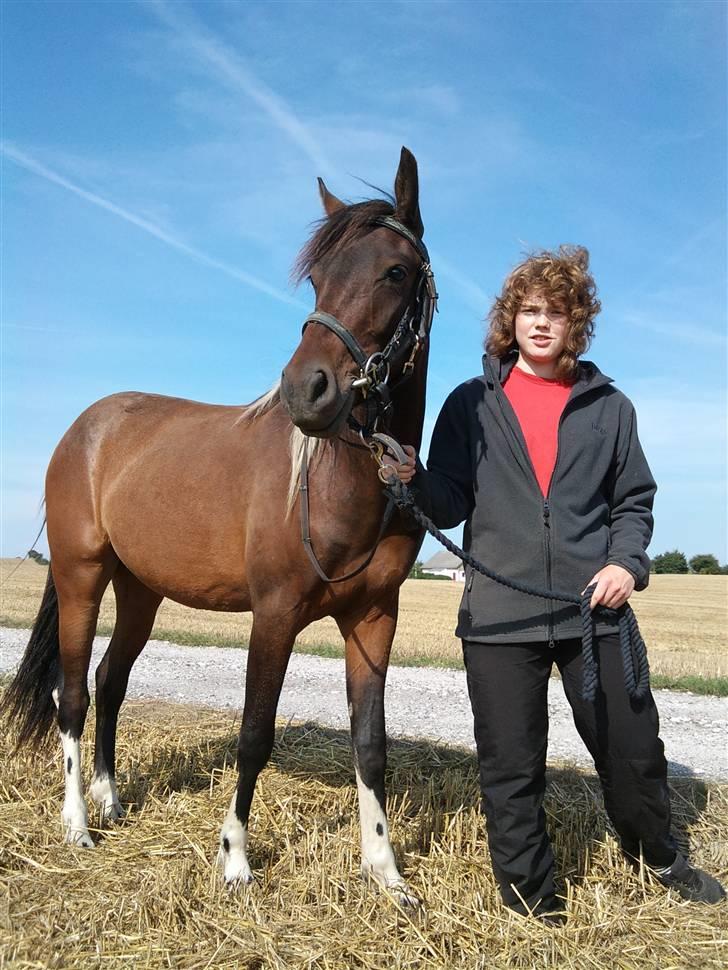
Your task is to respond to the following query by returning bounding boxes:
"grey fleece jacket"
[415,353,656,643]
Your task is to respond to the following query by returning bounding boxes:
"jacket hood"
[482,352,614,395]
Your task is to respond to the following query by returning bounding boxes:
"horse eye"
[386,266,407,282]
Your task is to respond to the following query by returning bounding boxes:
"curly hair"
[485,245,601,382]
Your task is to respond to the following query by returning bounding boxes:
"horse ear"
[318,177,345,217]
[394,147,424,239]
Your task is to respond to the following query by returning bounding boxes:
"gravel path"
[2,628,726,780]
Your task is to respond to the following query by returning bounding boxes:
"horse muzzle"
[280,365,354,437]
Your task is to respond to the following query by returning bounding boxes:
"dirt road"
[1,629,726,779]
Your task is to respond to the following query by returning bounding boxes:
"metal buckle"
[401,335,421,377]
[351,352,390,396]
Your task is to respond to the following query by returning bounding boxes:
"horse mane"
[237,381,326,517]
[239,383,281,423]
[292,197,395,284]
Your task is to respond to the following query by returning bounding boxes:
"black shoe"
[532,898,567,925]
[653,852,726,903]
[536,908,567,926]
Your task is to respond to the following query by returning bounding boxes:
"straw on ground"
[1,699,726,969]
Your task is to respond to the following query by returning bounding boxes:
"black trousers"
[462,634,675,915]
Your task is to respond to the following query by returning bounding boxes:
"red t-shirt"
[503,366,572,497]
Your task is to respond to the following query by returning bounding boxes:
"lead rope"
[382,477,650,704]
[299,436,395,584]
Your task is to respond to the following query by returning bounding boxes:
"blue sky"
[2,0,726,567]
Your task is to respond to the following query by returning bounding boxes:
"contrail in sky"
[1,143,304,308]
[431,251,491,316]
[146,2,501,317]
[146,0,334,179]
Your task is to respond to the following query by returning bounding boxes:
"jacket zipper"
[488,358,604,646]
[543,499,554,648]
[492,370,565,645]
[544,407,570,649]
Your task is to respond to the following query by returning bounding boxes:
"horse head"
[280,147,432,437]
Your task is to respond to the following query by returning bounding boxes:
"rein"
[379,470,651,706]
[299,435,397,584]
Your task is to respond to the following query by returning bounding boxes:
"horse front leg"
[337,595,418,906]
[219,612,295,885]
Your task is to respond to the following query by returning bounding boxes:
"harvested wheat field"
[1,699,727,970]
[1,561,726,685]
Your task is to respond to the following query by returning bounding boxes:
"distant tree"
[689,554,721,575]
[27,549,49,566]
[408,560,424,579]
[652,550,688,574]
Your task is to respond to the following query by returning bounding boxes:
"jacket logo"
[591,422,607,436]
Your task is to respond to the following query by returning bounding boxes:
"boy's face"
[514,289,569,368]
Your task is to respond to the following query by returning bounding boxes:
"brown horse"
[2,148,433,903]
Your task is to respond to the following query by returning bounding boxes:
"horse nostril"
[306,369,329,404]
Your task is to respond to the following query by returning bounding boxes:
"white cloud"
[431,251,490,314]
[621,310,726,349]
[631,379,726,469]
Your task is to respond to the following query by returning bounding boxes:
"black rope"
[384,479,650,703]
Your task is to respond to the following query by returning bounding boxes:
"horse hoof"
[224,869,254,888]
[218,846,254,887]
[64,828,94,848]
[95,801,124,823]
[360,867,420,908]
[394,887,421,909]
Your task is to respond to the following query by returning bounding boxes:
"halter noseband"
[301,215,438,436]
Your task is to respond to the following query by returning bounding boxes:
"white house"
[421,551,465,582]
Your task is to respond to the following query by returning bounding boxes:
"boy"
[389,246,725,921]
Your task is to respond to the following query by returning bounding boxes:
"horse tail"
[1,568,61,749]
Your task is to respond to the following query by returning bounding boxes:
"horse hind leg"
[53,553,117,847]
[219,611,296,885]
[90,566,162,820]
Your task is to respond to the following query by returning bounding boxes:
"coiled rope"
[384,478,650,703]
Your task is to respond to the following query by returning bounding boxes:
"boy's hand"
[583,564,635,610]
[380,444,417,484]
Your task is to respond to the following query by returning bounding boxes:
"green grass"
[650,672,728,697]
[4,619,726,696]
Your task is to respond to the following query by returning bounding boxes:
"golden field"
[1,560,726,685]
[1,699,727,969]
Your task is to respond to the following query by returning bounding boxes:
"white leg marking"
[59,730,93,847]
[355,770,418,905]
[89,771,124,821]
[218,791,253,885]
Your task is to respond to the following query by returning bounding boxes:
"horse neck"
[388,342,429,452]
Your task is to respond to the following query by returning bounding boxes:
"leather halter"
[301,215,438,437]
[298,215,437,584]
